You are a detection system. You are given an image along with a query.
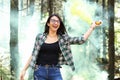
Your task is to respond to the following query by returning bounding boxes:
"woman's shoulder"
[60,33,69,40]
[36,33,43,37]
[36,33,45,39]
[62,33,68,37]
[61,33,69,37]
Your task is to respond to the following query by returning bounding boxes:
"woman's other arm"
[20,55,32,80]
[83,21,100,40]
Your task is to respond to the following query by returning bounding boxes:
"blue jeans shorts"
[34,65,63,80]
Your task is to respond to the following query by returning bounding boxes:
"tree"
[107,0,115,80]
[10,0,19,79]
[47,0,64,16]
[48,0,53,16]
[102,0,107,59]
[30,0,35,15]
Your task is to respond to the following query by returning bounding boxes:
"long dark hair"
[44,14,67,35]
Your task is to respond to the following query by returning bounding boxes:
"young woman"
[20,14,100,80]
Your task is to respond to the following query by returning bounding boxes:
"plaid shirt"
[29,33,85,71]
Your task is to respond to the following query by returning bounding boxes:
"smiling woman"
[47,16,61,34]
[20,14,99,80]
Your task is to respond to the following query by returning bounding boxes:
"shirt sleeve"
[32,33,41,56]
[63,34,86,45]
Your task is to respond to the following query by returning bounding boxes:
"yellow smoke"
[70,0,95,24]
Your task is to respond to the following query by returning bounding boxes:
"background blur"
[0,0,120,80]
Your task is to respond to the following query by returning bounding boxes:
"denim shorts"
[34,65,63,80]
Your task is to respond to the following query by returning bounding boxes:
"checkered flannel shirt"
[29,33,85,71]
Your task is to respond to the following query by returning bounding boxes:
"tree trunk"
[10,0,19,79]
[102,0,107,59]
[96,0,98,3]
[19,0,23,10]
[27,0,29,14]
[107,0,115,80]
[47,0,63,17]
[41,0,44,18]
[30,0,35,16]
[48,0,53,16]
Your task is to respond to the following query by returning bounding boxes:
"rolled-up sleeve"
[32,34,41,56]
[66,34,86,44]
[30,34,42,68]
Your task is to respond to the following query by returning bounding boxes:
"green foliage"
[0,49,13,80]
[0,67,12,80]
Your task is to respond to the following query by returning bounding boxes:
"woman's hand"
[91,21,102,29]
[20,70,26,80]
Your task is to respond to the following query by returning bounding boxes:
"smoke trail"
[61,0,108,80]
[18,11,43,79]
[0,0,10,49]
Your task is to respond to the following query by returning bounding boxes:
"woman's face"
[47,16,60,32]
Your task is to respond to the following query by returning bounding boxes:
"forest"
[0,0,120,80]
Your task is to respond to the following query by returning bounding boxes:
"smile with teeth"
[53,25,58,29]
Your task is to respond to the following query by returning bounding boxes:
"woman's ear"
[47,23,50,26]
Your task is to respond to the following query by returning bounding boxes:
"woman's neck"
[48,31,57,38]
